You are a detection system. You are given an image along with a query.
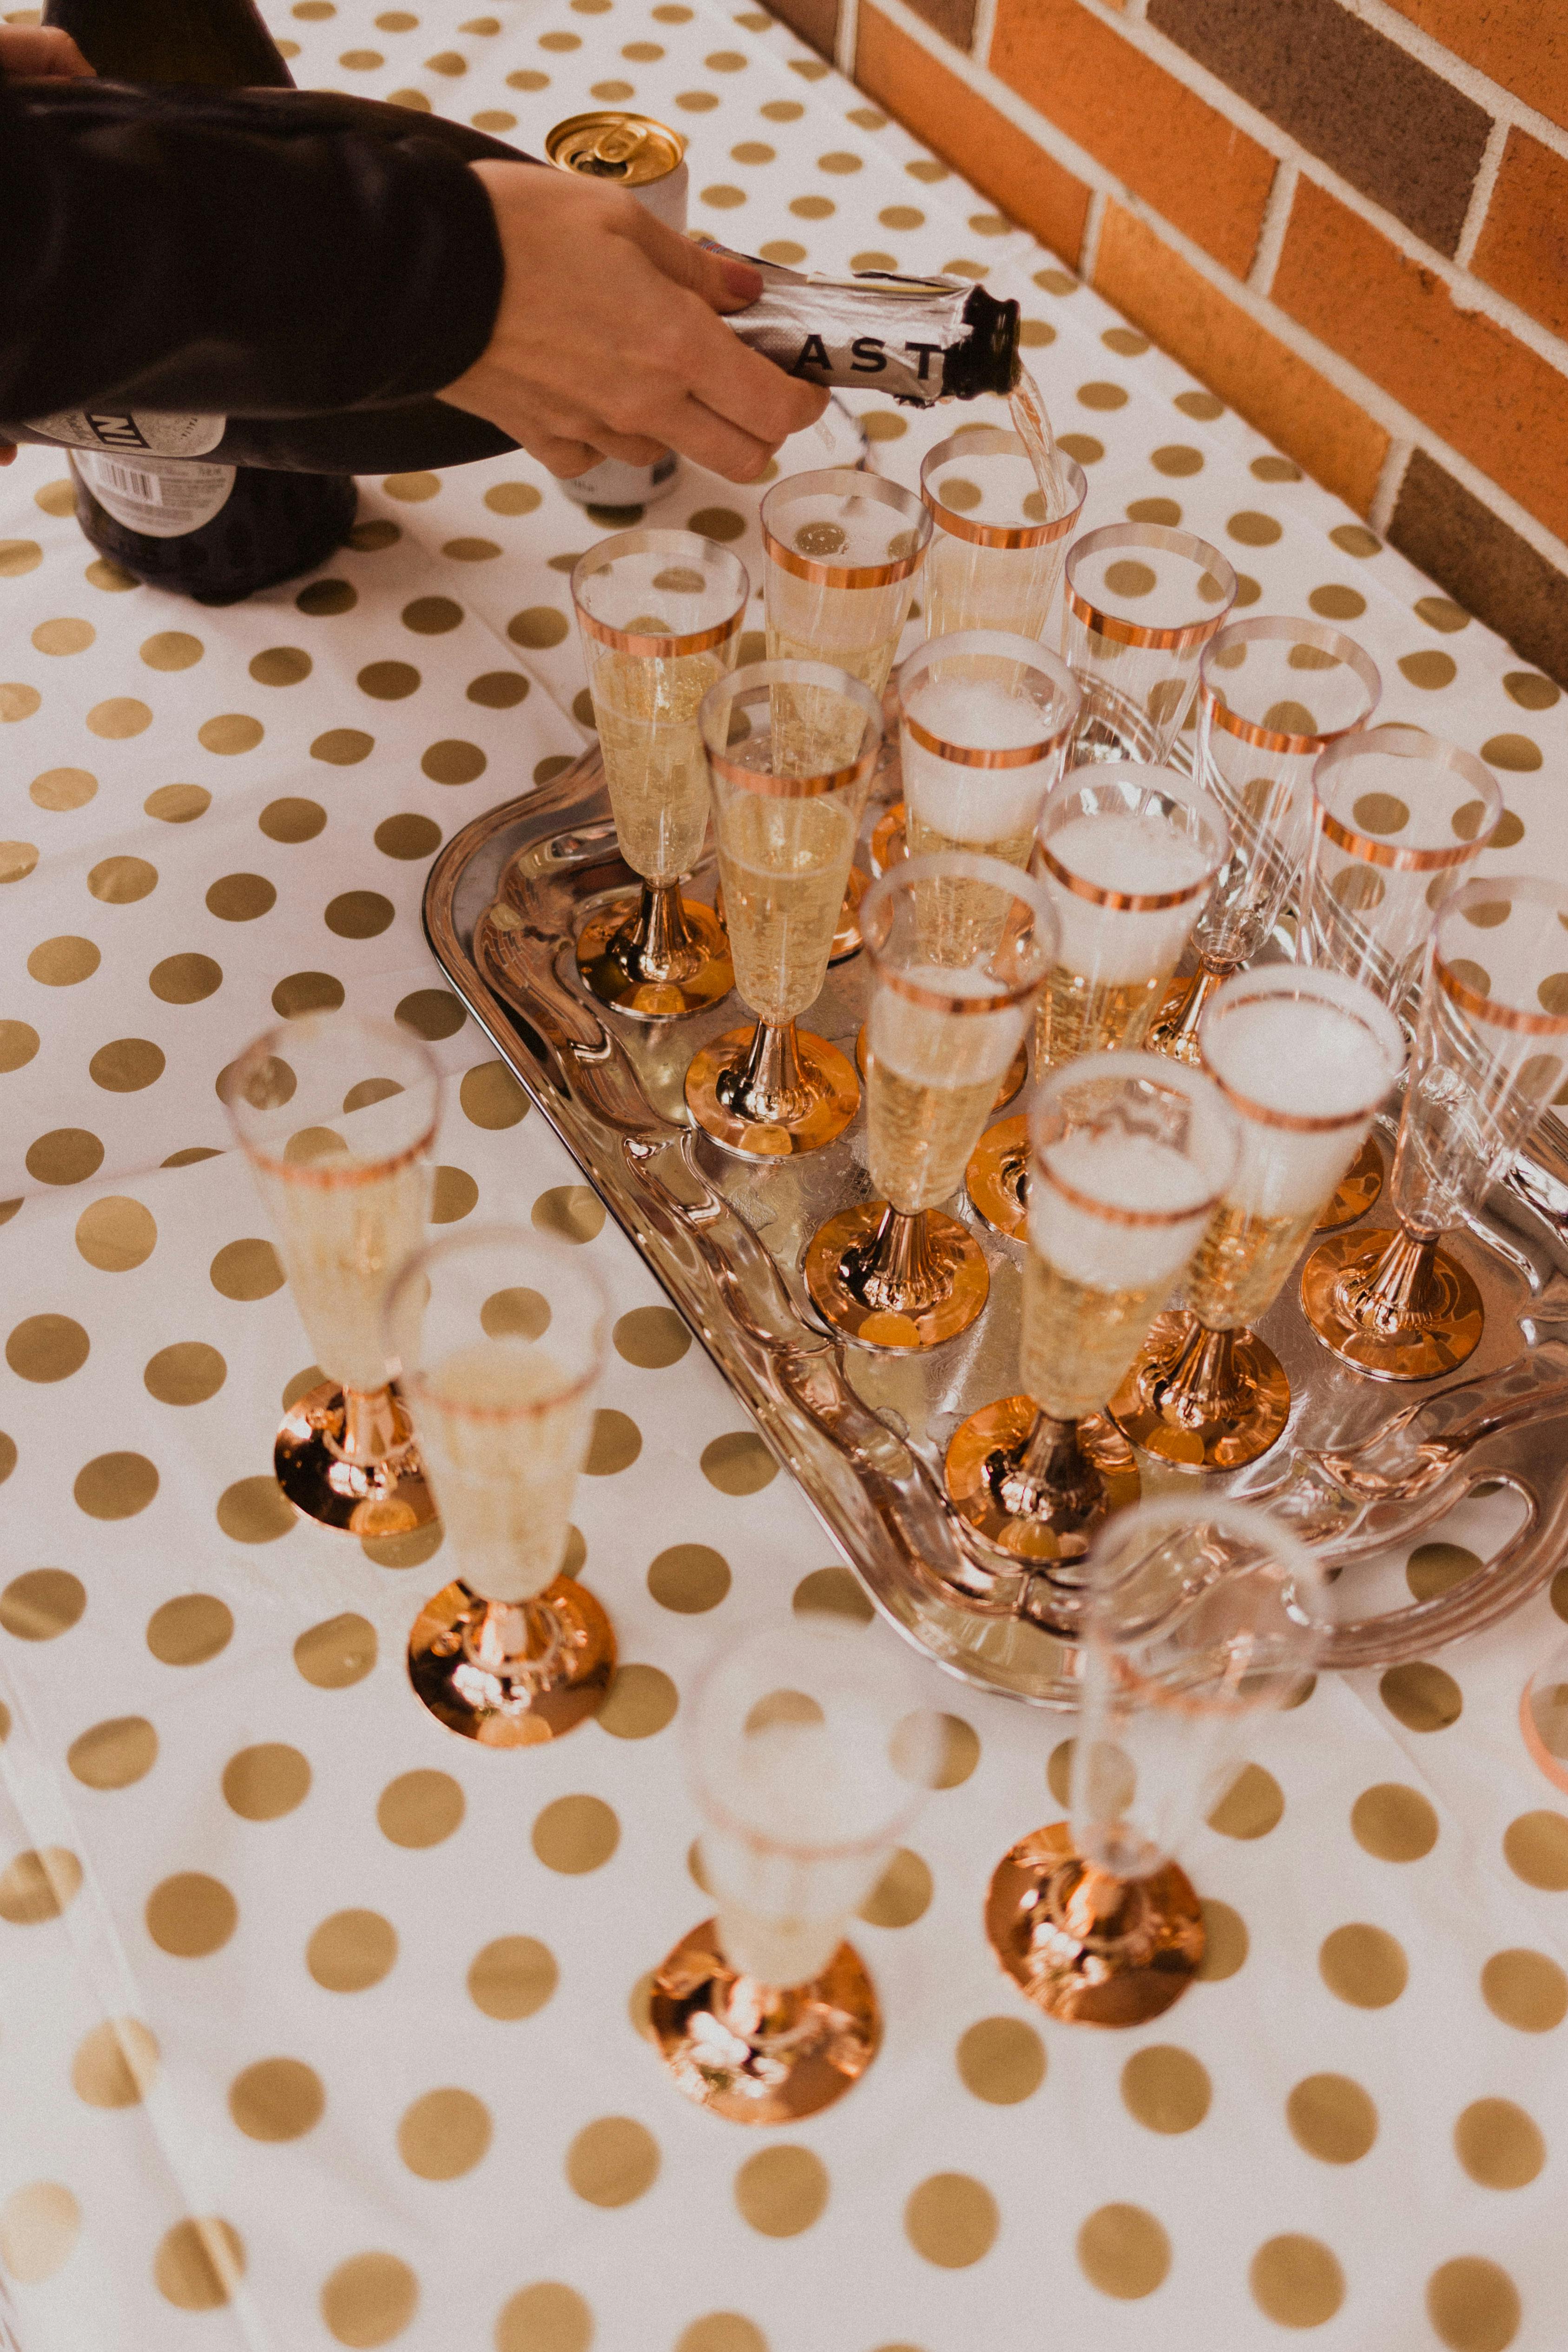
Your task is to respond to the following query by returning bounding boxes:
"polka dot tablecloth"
[3,2,1568,2347]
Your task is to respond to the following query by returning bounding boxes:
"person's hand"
[441,162,827,481]
[0,24,94,74]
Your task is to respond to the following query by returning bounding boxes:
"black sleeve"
[0,77,514,421]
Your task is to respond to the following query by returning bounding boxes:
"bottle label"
[28,409,227,458]
[74,451,237,539]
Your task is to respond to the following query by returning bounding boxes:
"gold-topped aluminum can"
[546,111,690,232]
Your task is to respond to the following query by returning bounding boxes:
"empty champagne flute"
[946,1054,1237,1570]
[986,1496,1324,2023]
[222,1012,440,1535]
[685,659,882,1158]
[572,528,747,1018]
[761,467,930,955]
[1297,724,1502,1230]
[1149,614,1381,1063]
[804,853,1057,1351]
[966,762,1228,1239]
[1300,876,1568,1382]
[1522,1627,1568,1794]
[1111,966,1405,1471]
[1061,523,1237,766]
[388,1228,615,1746]
[649,1615,938,2121]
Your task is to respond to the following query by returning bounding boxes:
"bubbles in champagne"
[714,793,856,1024]
[590,646,727,883]
[412,1342,591,1603]
[867,967,1027,1212]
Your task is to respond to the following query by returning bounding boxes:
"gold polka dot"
[325,889,394,939]
[1121,2044,1211,2134]
[32,618,97,664]
[399,2087,492,2179]
[957,2016,1044,2104]
[1287,2072,1378,2163]
[357,660,421,703]
[229,2057,324,2142]
[648,1543,730,1613]
[138,629,204,672]
[397,987,466,1040]
[1,1568,85,1642]
[858,1846,932,1927]
[146,1871,237,1957]
[687,506,747,545]
[351,517,401,550]
[88,1036,163,1092]
[895,1709,980,1789]
[374,813,441,861]
[459,1061,527,1130]
[68,1714,157,1789]
[496,2281,595,2352]
[612,1304,690,1368]
[210,1237,284,1299]
[0,1020,37,1073]
[0,536,42,577]
[1351,1782,1438,1861]
[484,482,542,517]
[531,1183,604,1243]
[1455,2097,1545,2188]
[1399,649,1456,690]
[27,1126,104,1185]
[224,1743,310,1820]
[27,931,98,985]
[308,1908,398,1992]
[1379,1660,1462,1732]
[599,1664,678,1739]
[0,2183,79,2283]
[150,949,223,1003]
[701,1430,777,1494]
[293,1613,376,1689]
[507,605,570,652]
[1427,2259,1522,2351]
[0,1434,13,1485]
[1482,731,1542,771]
[533,1793,619,1874]
[432,1164,479,1223]
[362,1522,443,1573]
[469,1935,557,2021]
[1405,1538,1478,1601]
[565,2115,659,2207]
[0,1845,81,1924]
[72,2018,158,2107]
[422,737,488,784]
[791,1564,871,1622]
[73,1449,157,1519]
[1319,1922,1407,2007]
[759,238,806,264]
[903,2173,996,2268]
[1250,2236,1344,2327]
[378,1769,463,1848]
[321,2251,419,2346]
[1482,1947,1567,2032]
[216,1474,294,1544]
[271,971,343,1023]
[1075,2203,1168,2299]
[260,796,327,843]
[726,2145,826,2237]
[6,1312,89,1383]
[34,479,73,515]
[143,1340,225,1407]
[84,695,150,738]
[1352,791,1411,837]
[146,1592,231,1665]
[1504,668,1557,710]
[30,764,96,811]
[313,726,374,765]
[1206,1762,1283,1838]
[298,580,359,620]
[197,713,264,756]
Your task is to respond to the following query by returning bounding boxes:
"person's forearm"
[0,78,508,421]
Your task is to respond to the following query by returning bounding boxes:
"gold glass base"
[870,803,906,877]
[803,1201,989,1351]
[1313,1133,1386,1233]
[944,1397,1140,1562]
[1108,1310,1291,1473]
[1299,1225,1485,1382]
[857,1027,1026,1115]
[986,1821,1205,2026]
[965,1113,1028,1239]
[407,1575,615,1747]
[576,882,733,1021]
[274,1379,436,1537]
[1146,966,1223,1067]
[650,1918,880,2121]
[685,1020,859,1160]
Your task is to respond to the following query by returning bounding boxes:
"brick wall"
[770,0,1568,687]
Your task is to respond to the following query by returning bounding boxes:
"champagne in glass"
[572,529,747,1019]
[920,427,1085,644]
[391,1228,616,1746]
[1061,524,1237,767]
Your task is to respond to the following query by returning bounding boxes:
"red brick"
[1472,130,1568,342]
[767,0,839,58]
[1095,202,1389,512]
[989,0,1276,277]
[1273,176,1568,543]
[1384,0,1568,138]
[856,6,1092,267]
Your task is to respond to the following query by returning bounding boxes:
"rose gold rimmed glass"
[1149,614,1381,1063]
[1297,725,1503,1231]
[947,1053,1237,1578]
[685,659,882,1158]
[389,1227,614,1746]
[1110,966,1405,1472]
[965,761,1228,1240]
[651,1615,938,2121]
[1522,1627,1568,1795]
[761,467,930,956]
[804,852,1057,1352]
[222,1012,440,1536]
[987,1497,1325,2025]
[572,528,747,1018]
[1061,523,1237,767]
[1301,876,1568,1382]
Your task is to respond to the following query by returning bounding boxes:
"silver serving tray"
[423,746,1568,1706]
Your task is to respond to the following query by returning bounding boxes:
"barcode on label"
[96,461,162,505]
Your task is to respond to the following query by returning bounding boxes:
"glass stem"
[1152,962,1224,1061]
[1344,1224,1445,1336]
[625,876,701,982]
[1154,1318,1249,1426]
[336,1383,408,1470]
[467,1594,567,1687]
[988,1410,1107,1566]
[716,1018,809,1127]
[842,1204,948,1314]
